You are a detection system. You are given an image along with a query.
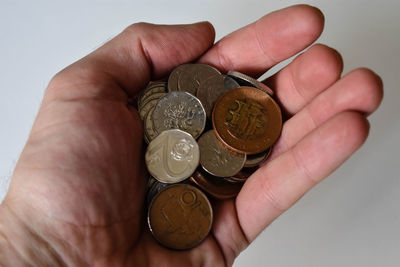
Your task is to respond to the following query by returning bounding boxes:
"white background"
[1,0,399,266]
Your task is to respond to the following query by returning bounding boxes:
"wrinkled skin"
[0,5,383,267]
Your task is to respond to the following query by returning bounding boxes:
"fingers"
[236,111,370,241]
[199,5,324,77]
[44,22,215,102]
[270,68,383,159]
[264,44,343,115]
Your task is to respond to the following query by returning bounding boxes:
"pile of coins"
[138,63,282,250]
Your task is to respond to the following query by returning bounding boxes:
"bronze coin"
[198,130,246,177]
[178,63,221,95]
[168,64,193,92]
[212,86,282,155]
[190,169,243,200]
[196,74,239,118]
[148,184,213,250]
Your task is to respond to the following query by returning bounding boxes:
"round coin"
[213,86,282,154]
[148,183,213,250]
[144,107,157,143]
[138,82,167,109]
[168,64,193,92]
[178,63,221,95]
[243,147,271,167]
[145,129,200,183]
[139,95,165,121]
[198,130,246,177]
[227,70,274,96]
[196,74,239,118]
[190,169,243,200]
[152,91,206,139]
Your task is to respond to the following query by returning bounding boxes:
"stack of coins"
[138,63,282,250]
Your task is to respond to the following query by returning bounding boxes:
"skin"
[0,5,383,267]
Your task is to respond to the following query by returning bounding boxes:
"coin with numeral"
[148,184,213,250]
[152,91,206,139]
[145,129,200,183]
[213,86,282,154]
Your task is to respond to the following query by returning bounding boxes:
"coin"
[168,64,193,92]
[148,183,213,250]
[190,169,243,200]
[227,166,258,183]
[145,129,200,183]
[196,74,239,118]
[146,178,169,205]
[139,95,165,121]
[178,63,221,95]
[144,107,157,143]
[227,70,274,96]
[152,91,206,139]
[198,130,246,177]
[213,86,282,154]
[138,82,167,110]
[243,148,271,168]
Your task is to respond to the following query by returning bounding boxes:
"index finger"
[199,4,324,78]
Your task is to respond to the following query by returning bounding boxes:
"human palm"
[0,5,382,267]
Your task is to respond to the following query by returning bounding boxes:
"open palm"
[0,5,382,267]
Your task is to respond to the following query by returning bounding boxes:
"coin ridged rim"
[227,70,274,96]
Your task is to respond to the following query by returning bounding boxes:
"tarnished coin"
[178,63,221,95]
[226,166,258,183]
[213,86,282,154]
[148,184,213,250]
[144,107,157,143]
[168,64,193,92]
[139,92,168,111]
[138,82,167,110]
[190,169,243,200]
[198,130,246,177]
[139,93,166,122]
[145,129,200,183]
[152,91,206,139]
[227,70,274,96]
[196,74,239,118]
[244,148,271,168]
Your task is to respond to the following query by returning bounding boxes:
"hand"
[0,5,382,266]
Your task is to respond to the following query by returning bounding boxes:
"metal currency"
[198,130,246,177]
[145,129,200,183]
[190,169,243,200]
[144,107,157,143]
[244,148,271,168]
[147,183,213,250]
[152,91,206,139]
[168,64,193,92]
[138,82,167,110]
[227,70,274,96]
[146,178,169,205]
[213,86,282,154]
[177,64,221,95]
[196,74,239,118]
[139,92,168,111]
[226,166,258,183]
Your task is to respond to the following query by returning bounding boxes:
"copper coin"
[178,63,221,95]
[196,74,239,118]
[148,184,213,250]
[212,86,282,155]
[227,70,274,96]
[190,169,243,200]
[244,147,271,168]
[168,64,193,92]
[198,130,246,177]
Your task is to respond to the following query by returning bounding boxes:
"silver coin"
[168,64,193,92]
[152,91,206,139]
[198,130,246,177]
[227,70,274,96]
[244,148,271,167]
[178,63,221,95]
[138,82,167,108]
[145,129,200,183]
[196,74,239,118]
